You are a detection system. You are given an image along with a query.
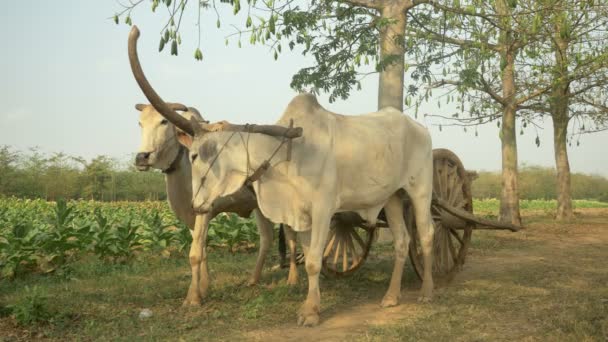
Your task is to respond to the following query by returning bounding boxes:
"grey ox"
[129,25,435,327]
[132,103,299,301]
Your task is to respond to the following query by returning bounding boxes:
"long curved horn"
[128,26,194,136]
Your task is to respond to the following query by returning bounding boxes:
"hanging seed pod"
[171,40,178,56]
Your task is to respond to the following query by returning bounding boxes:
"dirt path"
[243,209,608,341]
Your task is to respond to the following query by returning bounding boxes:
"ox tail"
[278,224,287,267]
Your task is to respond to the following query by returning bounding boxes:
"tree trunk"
[499,101,522,226]
[553,114,573,219]
[551,15,573,220]
[496,0,521,226]
[377,2,407,111]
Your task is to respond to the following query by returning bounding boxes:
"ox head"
[134,104,205,171]
[128,26,300,213]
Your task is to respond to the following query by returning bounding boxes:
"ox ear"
[187,107,207,122]
[135,104,146,111]
[176,130,192,149]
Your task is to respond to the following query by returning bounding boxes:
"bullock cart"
[316,148,520,280]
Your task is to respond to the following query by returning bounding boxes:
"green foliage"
[0,198,260,280]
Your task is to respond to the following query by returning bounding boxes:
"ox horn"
[134,103,188,112]
[128,26,194,136]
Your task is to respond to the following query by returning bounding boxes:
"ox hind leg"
[247,209,274,286]
[297,206,332,327]
[284,225,299,285]
[407,175,435,302]
[183,214,210,306]
[380,193,410,307]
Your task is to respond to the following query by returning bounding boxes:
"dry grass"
[1,209,607,341]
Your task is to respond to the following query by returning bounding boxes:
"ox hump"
[285,93,322,114]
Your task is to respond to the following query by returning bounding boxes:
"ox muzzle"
[134,152,151,171]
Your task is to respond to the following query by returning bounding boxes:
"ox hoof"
[286,275,298,286]
[417,295,432,303]
[182,298,202,307]
[417,286,433,303]
[297,312,320,327]
[297,305,320,327]
[380,295,400,308]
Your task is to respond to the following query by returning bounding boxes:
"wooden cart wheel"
[407,148,474,281]
[322,213,375,277]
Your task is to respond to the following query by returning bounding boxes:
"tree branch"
[338,0,381,10]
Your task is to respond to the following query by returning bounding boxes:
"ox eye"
[138,122,142,127]
[160,119,168,125]
[191,154,198,162]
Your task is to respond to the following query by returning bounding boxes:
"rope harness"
[191,120,296,212]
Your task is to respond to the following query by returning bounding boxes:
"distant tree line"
[0,146,166,201]
[472,165,608,202]
[2,145,607,202]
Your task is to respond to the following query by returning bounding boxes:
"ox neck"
[163,147,194,228]
[162,146,186,174]
[225,132,289,182]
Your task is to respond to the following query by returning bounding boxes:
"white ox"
[132,103,298,303]
[128,26,434,326]
[186,94,435,326]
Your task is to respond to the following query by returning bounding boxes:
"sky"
[0,1,607,176]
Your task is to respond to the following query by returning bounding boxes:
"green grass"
[0,242,419,340]
[473,198,608,216]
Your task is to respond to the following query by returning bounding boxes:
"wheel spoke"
[441,159,449,199]
[448,177,464,205]
[449,228,464,246]
[447,230,458,264]
[324,230,337,258]
[351,227,367,250]
[347,232,360,270]
[342,239,349,272]
[332,234,341,266]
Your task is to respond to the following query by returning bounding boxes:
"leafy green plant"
[8,286,52,326]
[208,213,259,254]
[172,221,192,253]
[0,222,39,279]
[140,211,175,251]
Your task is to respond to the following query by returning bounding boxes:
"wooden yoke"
[202,120,303,139]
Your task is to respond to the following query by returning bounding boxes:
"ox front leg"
[284,225,299,286]
[297,208,332,327]
[183,214,210,306]
[248,209,274,286]
[381,194,410,308]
